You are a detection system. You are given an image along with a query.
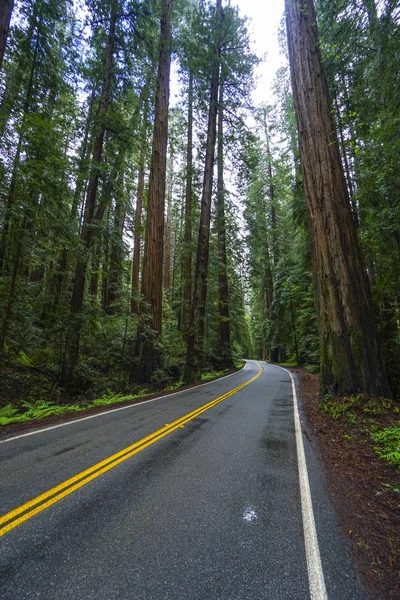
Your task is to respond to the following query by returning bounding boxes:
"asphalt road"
[0,360,365,599]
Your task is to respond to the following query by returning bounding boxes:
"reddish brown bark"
[216,76,234,370]
[184,0,222,383]
[131,103,149,314]
[285,0,390,397]
[163,156,173,302]
[136,0,173,382]
[107,193,125,313]
[181,71,194,340]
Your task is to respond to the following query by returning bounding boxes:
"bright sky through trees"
[235,0,285,103]
[171,0,285,107]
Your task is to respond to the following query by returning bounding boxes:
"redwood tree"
[184,0,222,383]
[136,0,173,381]
[63,2,117,380]
[181,70,193,340]
[216,73,234,370]
[285,0,390,397]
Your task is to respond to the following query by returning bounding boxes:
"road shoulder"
[287,366,400,600]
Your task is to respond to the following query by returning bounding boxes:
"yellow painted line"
[0,363,263,537]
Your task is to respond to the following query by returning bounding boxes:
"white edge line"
[276,365,328,600]
[0,361,249,444]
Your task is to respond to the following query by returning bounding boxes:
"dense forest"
[0,0,399,409]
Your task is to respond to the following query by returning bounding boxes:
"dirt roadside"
[288,366,399,600]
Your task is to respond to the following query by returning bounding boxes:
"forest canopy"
[0,0,398,407]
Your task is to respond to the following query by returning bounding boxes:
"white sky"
[234,0,286,105]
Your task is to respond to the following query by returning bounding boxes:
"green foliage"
[0,399,83,426]
[321,393,400,470]
[321,395,361,421]
[371,425,400,469]
[201,370,226,381]
[0,388,153,426]
[0,0,397,407]
[163,382,183,392]
[0,404,21,426]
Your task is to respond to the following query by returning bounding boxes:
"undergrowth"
[0,365,241,427]
[321,394,400,470]
[371,425,400,468]
[0,390,151,426]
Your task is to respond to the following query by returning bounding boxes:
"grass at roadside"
[0,362,245,427]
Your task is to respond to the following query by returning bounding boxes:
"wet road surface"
[0,360,365,599]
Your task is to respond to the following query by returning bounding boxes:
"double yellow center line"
[0,363,262,537]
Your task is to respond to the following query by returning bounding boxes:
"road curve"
[0,360,365,599]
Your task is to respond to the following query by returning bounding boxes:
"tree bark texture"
[163,154,173,302]
[184,0,222,383]
[131,97,149,314]
[285,0,390,397]
[182,70,193,340]
[0,0,14,72]
[136,0,173,382]
[106,190,125,313]
[216,75,234,370]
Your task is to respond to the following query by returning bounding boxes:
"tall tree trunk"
[285,0,390,397]
[184,0,222,383]
[262,110,276,355]
[333,87,358,225]
[0,0,14,72]
[216,75,234,370]
[63,5,116,381]
[0,3,39,138]
[131,98,149,314]
[135,0,173,382]
[0,186,39,353]
[102,206,111,311]
[164,154,173,303]
[182,70,193,340]
[0,226,23,354]
[263,110,277,257]
[107,184,125,313]
[53,85,97,310]
[0,29,39,275]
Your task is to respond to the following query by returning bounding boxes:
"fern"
[371,425,400,469]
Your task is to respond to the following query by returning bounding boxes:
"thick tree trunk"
[285,0,390,397]
[181,70,193,340]
[0,0,14,72]
[216,76,234,370]
[333,88,358,225]
[184,0,222,383]
[131,99,149,314]
[63,5,116,381]
[135,0,173,382]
